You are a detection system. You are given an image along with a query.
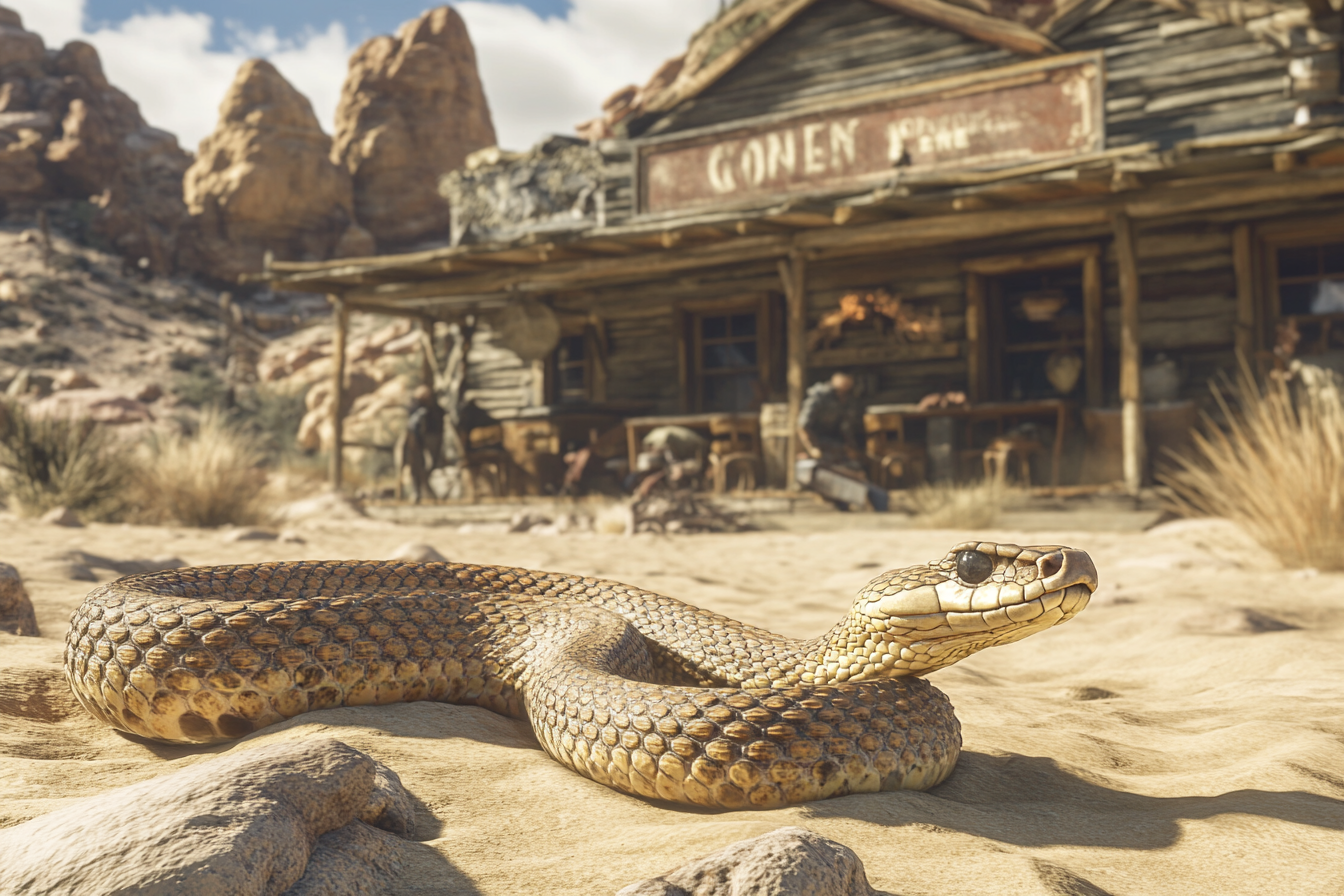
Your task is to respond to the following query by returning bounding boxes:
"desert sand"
[1,511,1342,895]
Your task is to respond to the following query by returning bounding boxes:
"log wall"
[637,0,1296,150]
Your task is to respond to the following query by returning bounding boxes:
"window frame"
[677,294,776,413]
[1259,214,1344,358]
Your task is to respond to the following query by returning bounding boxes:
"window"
[1273,240,1344,354]
[696,311,759,412]
[553,333,589,404]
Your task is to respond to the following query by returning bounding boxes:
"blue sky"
[11,0,718,150]
[81,0,576,49]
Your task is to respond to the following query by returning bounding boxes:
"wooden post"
[1112,213,1144,496]
[330,296,349,491]
[1082,250,1104,407]
[1232,224,1257,362]
[779,250,807,491]
[964,273,987,402]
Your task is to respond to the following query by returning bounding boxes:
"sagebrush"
[0,400,134,519]
[1159,362,1344,570]
[134,409,269,527]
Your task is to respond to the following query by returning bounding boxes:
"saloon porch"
[261,0,1344,499]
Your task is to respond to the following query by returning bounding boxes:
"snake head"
[826,542,1098,681]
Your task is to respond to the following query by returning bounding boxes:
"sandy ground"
[2,511,1342,895]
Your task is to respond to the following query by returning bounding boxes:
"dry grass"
[1158,362,1344,570]
[134,409,269,528]
[0,401,134,519]
[905,481,1004,529]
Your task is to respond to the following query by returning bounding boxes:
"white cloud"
[6,0,719,153]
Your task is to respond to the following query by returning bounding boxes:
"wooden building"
[263,0,1344,494]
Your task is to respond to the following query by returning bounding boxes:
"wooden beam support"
[1112,213,1145,496]
[329,296,349,491]
[1232,223,1257,362]
[779,251,808,491]
[964,273,988,403]
[867,0,1062,55]
[1082,251,1104,408]
[800,205,1112,258]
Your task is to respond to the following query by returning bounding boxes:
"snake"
[63,541,1096,809]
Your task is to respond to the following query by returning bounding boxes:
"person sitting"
[796,372,889,512]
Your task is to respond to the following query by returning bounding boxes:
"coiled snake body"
[64,542,1096,809]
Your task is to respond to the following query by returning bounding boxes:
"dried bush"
[135,409,268,527]
[0,401,134,519]
[1159,362,1344,570]
[906,481,1003,530]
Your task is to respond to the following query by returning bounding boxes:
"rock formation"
[0,6,193,271]
[332,6,497,250]
[184,59,373,281]
[0,738,412,895]
[0,561,38,636]
[617,827,886,896]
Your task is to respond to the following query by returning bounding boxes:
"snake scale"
[64,541,1096,809]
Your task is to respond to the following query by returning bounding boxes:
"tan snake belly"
[63,542,1097,809]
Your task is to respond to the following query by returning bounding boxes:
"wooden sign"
[637,54,1104,215]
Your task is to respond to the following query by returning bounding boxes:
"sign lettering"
[638,56,1103,215]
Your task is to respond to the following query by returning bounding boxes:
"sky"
[8,0,721,152]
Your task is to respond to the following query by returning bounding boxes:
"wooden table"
[865,399,1075,487]
[624,412,758,473]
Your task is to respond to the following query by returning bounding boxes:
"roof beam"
[867,0,1062,55]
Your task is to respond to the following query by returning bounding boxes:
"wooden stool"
[864,412,927,488]
[708,415,761,494]
[982,435,1042,487]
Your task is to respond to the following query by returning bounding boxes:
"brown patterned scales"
[63,543,1097,809]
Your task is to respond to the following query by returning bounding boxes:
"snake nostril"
[1038,552,1063,580]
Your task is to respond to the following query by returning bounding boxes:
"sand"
[2,511,1342,895]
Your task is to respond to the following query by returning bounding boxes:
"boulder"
[0,9,194,273]
[26,388,154,425]
[331,6,496,249]
[0,561,38,636]
[0,738,411,895]
[184,59,359,281]
[617,827,885,896]
[388,542,447,562]
[38,505,82,527]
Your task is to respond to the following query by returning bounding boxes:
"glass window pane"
[560,335,585,362]
[736,341,758,365]
[1311,280,1344,315]
[731,313,757,337]
[701,316,727,339]
[703,344,731,370]
[1280,282,1315,316]
[1278,246,1319,279]
[1323,243,1344,275]
[704,373,757,412]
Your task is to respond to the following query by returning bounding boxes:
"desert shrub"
[1158,362,1344,570]
[231,385,308,461]
[0,401,134,519]
[906,481,1003,529]
[135,409,268,527]
[168,352,229,408]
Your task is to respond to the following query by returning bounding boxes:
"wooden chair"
[708,415,761,494]
[460,424,515,500]
[982,434,1043,488]
[864,412,927,488]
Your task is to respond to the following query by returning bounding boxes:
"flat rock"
[224,527,280,542]
[39,505,83,527]
[388,542,447,563]
[0,562,38,636]
[0,738,411,895]
[617,827,885,896]
[274,491,367,523]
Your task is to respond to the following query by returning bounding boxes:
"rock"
[278,530,307,544]
[51,369,98,391]
[0,562,39,636]
[135,382,163,403]
[0,738,410,895]
[183,59,357,281]
[223,527,280,542]
[274,491,367,523]
[0,9,194,273]
[617,827,883,896]
[39,505,83,527]
[388,542,447,563]
[26,388,153,425]
[508,509,553,533]
[331,6,496,249]
[0,278,25,302]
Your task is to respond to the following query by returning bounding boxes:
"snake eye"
[956,550,994,585]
